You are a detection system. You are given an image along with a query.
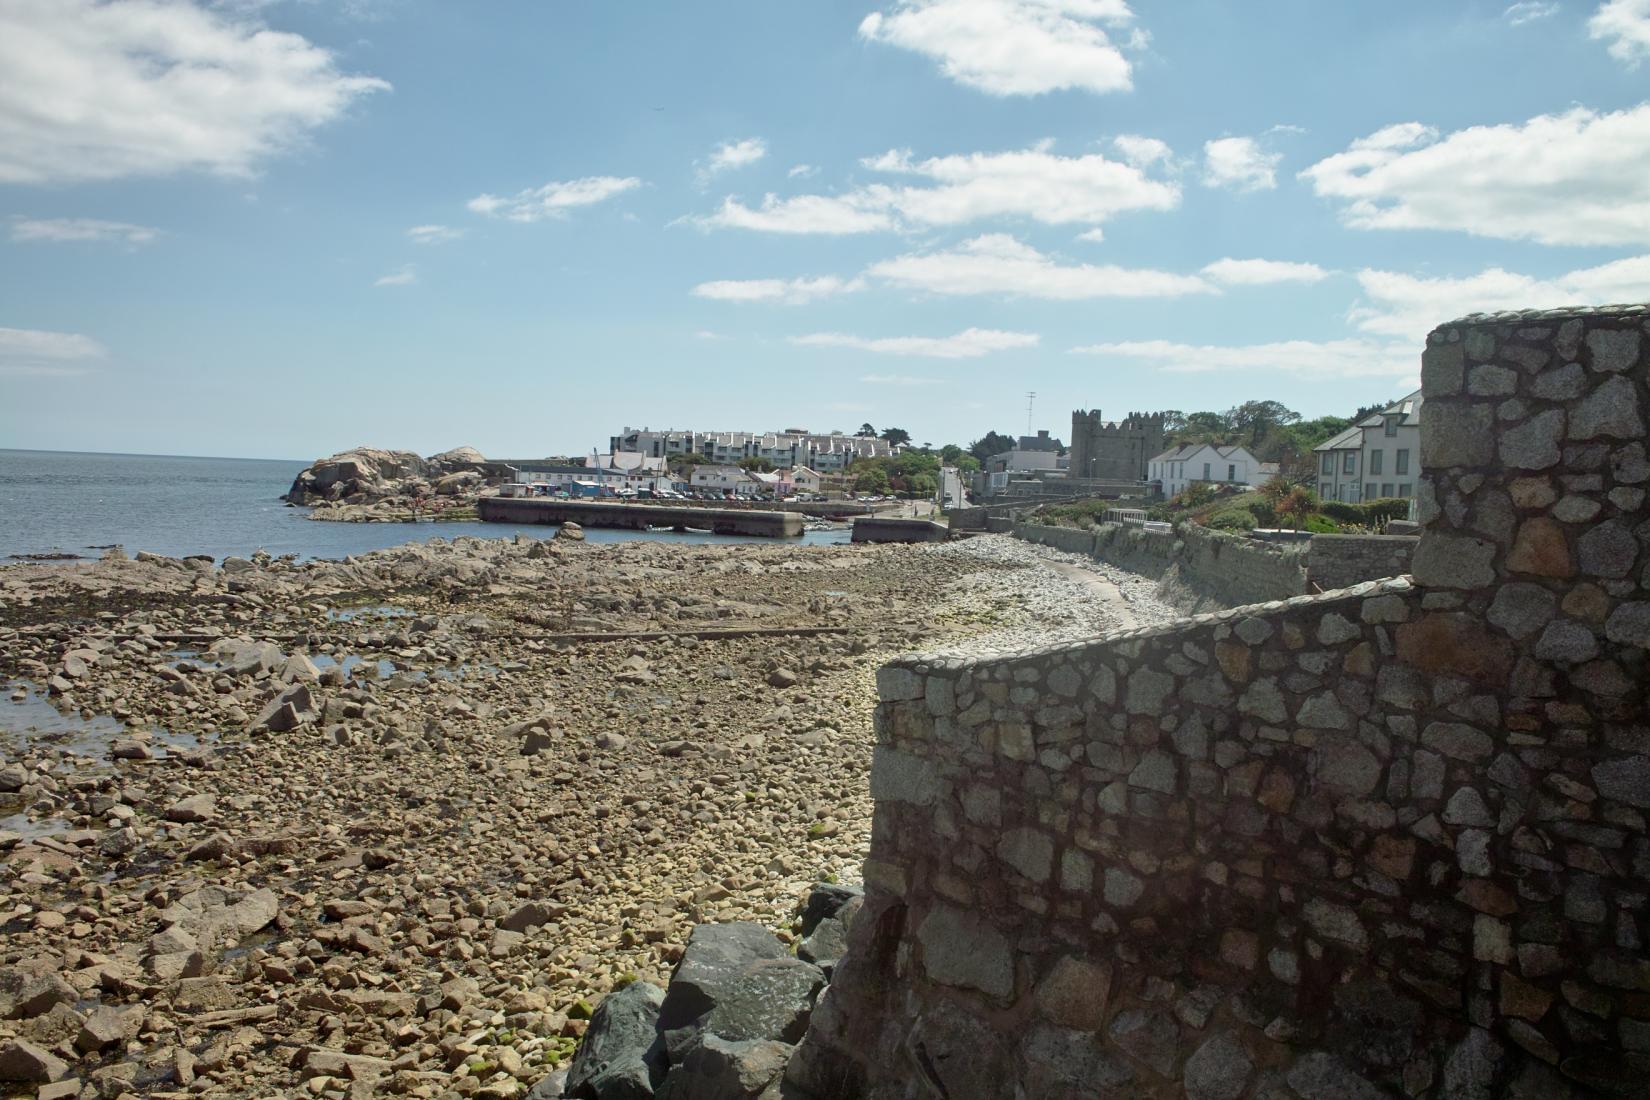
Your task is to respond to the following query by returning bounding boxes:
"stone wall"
[787,305,1650,1100]
[1307,533,1419,593]
[1015,521,1310,612]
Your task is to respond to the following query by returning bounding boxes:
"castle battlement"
[1068,408,1169,480]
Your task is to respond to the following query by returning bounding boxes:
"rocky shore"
[284,447,501,523]
[0,534,1174,1097]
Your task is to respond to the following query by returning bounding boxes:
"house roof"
[1149,442,1257,463]
[1314,425,1365,452]
[1357,388,1424,429]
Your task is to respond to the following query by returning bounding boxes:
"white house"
[1148,443,1267,499]
[691,465,762,497]
[1313,390,1423,504]
[789,466,823,493]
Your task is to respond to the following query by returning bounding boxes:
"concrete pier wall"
[850,518,951,544]
[477,497,804,537]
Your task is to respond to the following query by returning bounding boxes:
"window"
[1382,483,1394,498]
[1398,483,1411,497]
[1396,449,1409,475]
[1367,483,1377,500]
[1203,462,1210,480]
[1228,464,1236,481]
[1321,453,1332,475]
[1343,452,1356,475]
[1384,417,1398,437]
[1369,449,1383,475]
[1320,482,1331,498]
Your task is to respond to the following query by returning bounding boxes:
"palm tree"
[1278,486,1316,533]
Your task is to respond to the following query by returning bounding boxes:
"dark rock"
[799,882,862,937]
[0,1038,68,1082]
[797,896,861,977]
[254,683,316,732]
[657,924,821,1065]
[564,981,666,1100]
[655,1036,790,1100]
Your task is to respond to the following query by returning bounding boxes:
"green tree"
[880,426,912,447]
[737,456,775,472]
[966,431,1016,463]
[856,422,877,438]
[1227,400,1300,451]
[853,465,891,494]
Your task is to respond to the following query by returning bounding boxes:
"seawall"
[1013,521,1311,612]
[787,304,1650,1099]
[477,497,804,537]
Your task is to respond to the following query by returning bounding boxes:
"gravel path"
[917,534,1182,655]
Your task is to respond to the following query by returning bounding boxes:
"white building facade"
[1149,444,1267,498]
[690,465,763,497]
[611,427,899,472]
[1313,390,1423,504]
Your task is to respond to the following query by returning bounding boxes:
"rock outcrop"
[283,445,493,505]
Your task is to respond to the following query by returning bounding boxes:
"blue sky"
[2,0,1648,460]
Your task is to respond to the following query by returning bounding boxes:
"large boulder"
[283,447,429,504]
[655,1036,792,1100]
[564,981,667,1099]
[428,445,488,471]
[657,924,823,1065]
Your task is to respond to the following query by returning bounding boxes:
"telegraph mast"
[1025,391,1036,437]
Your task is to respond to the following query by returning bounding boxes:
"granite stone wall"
[787,306,1650,1100]
[1014,521,1311,612]
[1307,534,1419,593]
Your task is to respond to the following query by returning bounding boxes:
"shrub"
[1319,500,1364,524]
[1251,501,1277,528]
[1175,482,1217,509]
[1207,506,1258,532]
[1363,497,1411,526]
[1304,514,1339,534]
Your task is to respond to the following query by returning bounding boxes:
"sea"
[0,449,851,563]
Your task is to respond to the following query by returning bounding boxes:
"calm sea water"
[0,449,849,563]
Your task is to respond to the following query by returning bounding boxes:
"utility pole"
[1025,391,1037,437]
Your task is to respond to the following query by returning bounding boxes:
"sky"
[2,0,1649,461]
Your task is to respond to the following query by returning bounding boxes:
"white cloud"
[1201,257,1329,285]
[858,0,1139,96]
[696,142,1179,233]
[1590,0,1650,63]
[373,264,416,287]
[867,233,1214,299]
[468,176,642,223]
[701,138,767,182]
[693,193,897,234]
[1202,136,1280,192]
[9,217,159,246]
[1352,254,1650,341]
[0,326,107,377]
[691,275,865,304]
[863,142,1179,226]
[788,164,817,178]
[792,327,1039,359]
[694,330,725,340]
[1504,1,1559,25]
[1112,134,1172,169]
[861,373,943,384]
[407,224,462,245]
[1075,227,1106,243]
[1301,104,1650,246]
[1070,337,1414,379]
[0,0,387,185]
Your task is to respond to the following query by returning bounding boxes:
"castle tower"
[1069,409,1167,482]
